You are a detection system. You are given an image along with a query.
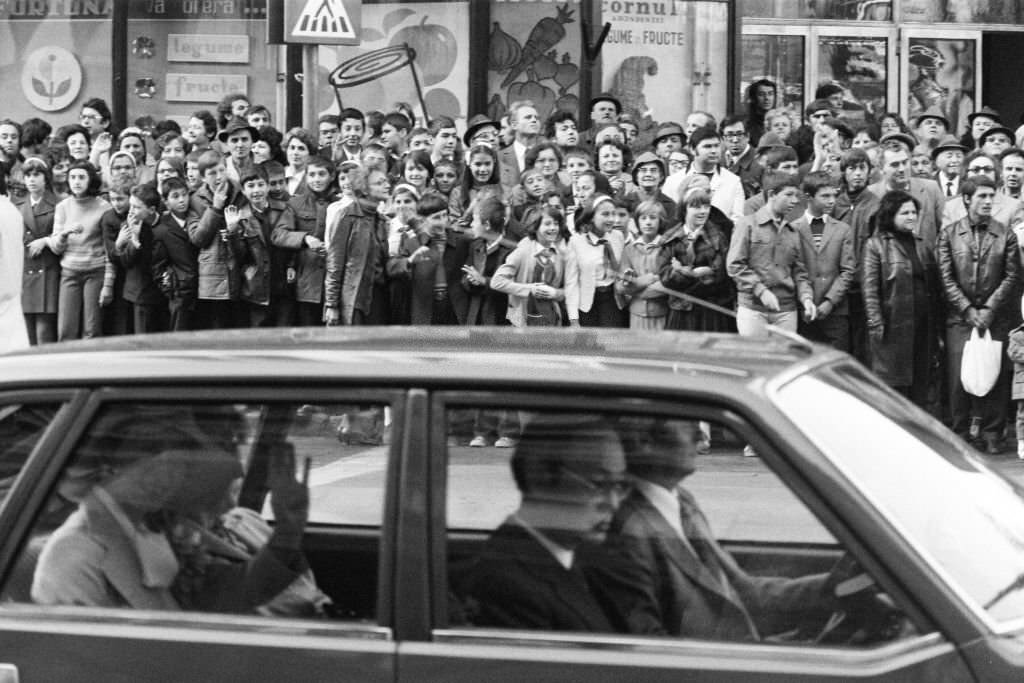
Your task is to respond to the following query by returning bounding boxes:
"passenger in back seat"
[32,446,311,613]
[456,416,629,631]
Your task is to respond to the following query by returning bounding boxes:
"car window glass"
[0,402,61,505]
[779,366,1024,627]
[2,401,388,625]
[444,406,919,648]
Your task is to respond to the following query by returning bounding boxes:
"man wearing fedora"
[463,114,500,150]
[652,122,685,161]
[962,106,1002,151]
[911,106,948,152]
[219,117,259,186]
[981,125,1016,160]
[932,134,968,199]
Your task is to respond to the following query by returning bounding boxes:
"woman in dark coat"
[658,178,734,332]
[19,156,60,344]
[862,189,942,408]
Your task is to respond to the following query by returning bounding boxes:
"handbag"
[961,327,1003,397]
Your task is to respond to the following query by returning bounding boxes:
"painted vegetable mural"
[319,4,467,122]
[488,2,581,121]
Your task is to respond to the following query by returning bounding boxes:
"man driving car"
[590,417,836,640]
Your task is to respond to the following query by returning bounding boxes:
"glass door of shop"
[899,28,982,138]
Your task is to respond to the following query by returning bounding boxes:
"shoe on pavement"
[742,445,757,458]
[469,435,487,448]
[494,436,516,448]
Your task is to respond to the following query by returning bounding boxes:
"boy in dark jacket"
[152,177,199,331]
[227,165,290,327]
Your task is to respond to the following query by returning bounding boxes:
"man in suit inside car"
[591,417,834,640]
[457,416,628,632]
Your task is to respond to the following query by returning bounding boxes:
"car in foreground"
[0,327,1020,682]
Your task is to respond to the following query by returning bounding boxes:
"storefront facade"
[0,0,736,135]
[2,1,1017,138]
[741,0,1024,136]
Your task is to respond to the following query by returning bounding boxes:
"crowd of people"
[2,82,1024,454]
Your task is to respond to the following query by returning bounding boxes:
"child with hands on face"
[386,192,462,325]
[114,184,169,333]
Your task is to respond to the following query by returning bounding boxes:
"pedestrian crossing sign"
[285,0,362,45]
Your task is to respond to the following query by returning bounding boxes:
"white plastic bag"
[961,328,1003,397]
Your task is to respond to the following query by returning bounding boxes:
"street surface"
[285,412,1024,544]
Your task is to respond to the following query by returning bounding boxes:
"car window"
[2,400,389,625]
[778,363,1024,629]
[0,402,62,506]
[443,404,920,648]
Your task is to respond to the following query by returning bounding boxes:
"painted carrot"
[500,3,575,89]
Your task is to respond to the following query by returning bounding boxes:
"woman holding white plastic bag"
[0,171,29,353]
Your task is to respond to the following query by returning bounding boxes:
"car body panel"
[0,328,1016,680]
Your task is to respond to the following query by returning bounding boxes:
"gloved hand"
[268,454,309,551]
[964,307,984,329]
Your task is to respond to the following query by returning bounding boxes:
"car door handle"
[0,664,17,683]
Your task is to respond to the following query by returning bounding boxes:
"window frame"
[0,384,405,641]
[426,387,939,650]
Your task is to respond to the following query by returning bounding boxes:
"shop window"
[126,2,278,133]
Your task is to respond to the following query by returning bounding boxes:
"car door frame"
[392,387,973,683]
[0,383,407,683]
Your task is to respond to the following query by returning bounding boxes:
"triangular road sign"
[287,0,361,45]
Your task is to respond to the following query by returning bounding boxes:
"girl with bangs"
[616,199,669,330]
[449,143,502,232]
[48,160,111,340]
[491,204,570,328]
[658,181,732,333]
[401,150,434,195]
[565,194,627,328]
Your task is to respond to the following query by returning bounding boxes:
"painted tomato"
[391,16,457,87]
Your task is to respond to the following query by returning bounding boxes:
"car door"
[0,385,407,683]
[395,389,975,683]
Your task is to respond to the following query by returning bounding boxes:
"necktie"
[810,217,825,250]
[679,500,727,587]
[597,238,620,274]
[683,230,698,265]
[946,181,954,198]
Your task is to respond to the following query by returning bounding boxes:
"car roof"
[0,328,840,395]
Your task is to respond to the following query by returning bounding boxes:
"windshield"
[775,362,1024,629]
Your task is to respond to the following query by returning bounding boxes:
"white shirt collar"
[634,479,686,540]
[510,513,574,570]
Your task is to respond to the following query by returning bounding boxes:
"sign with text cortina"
[284,0,361,45]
